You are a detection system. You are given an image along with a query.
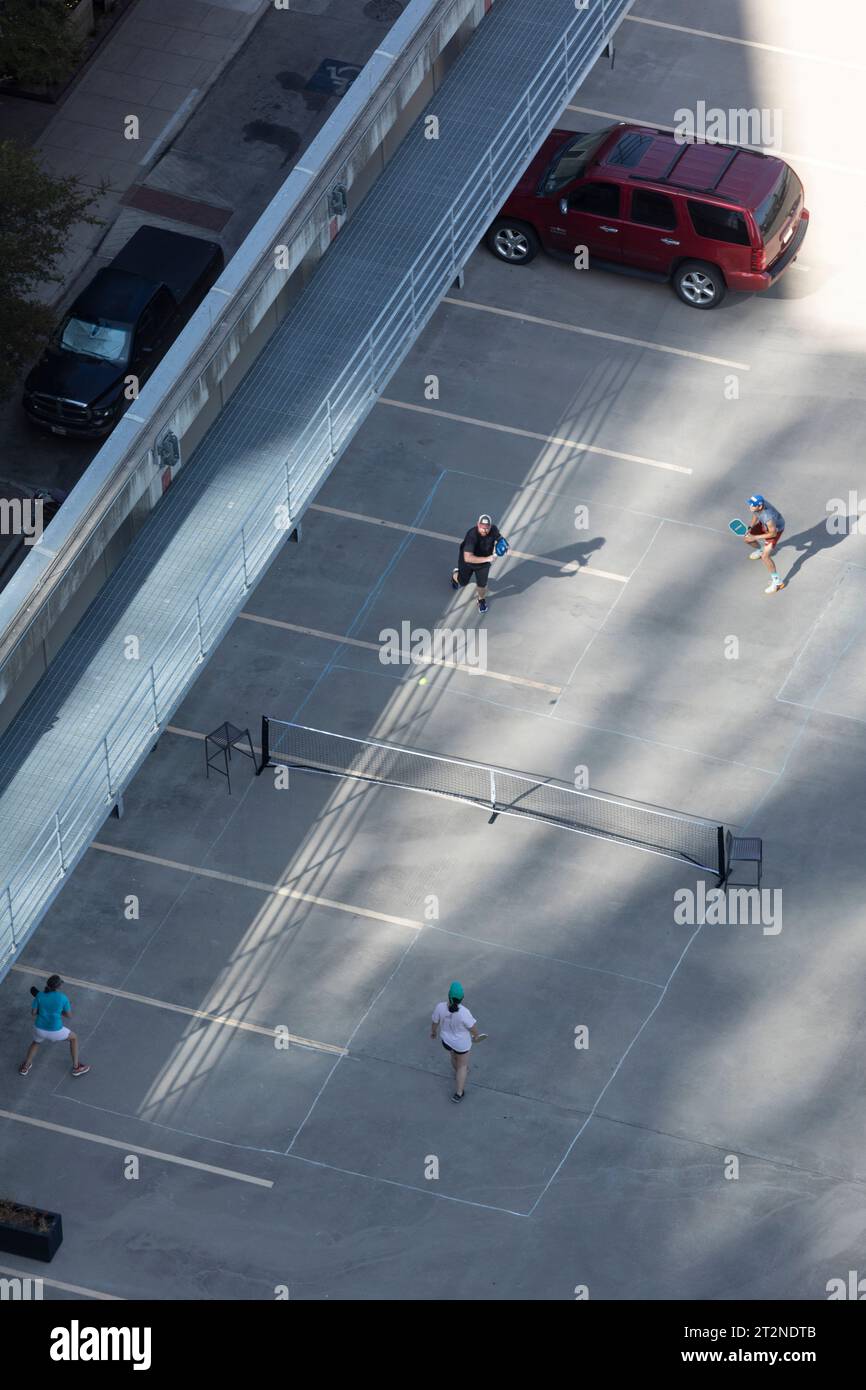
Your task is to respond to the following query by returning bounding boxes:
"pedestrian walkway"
[27,0,269,305]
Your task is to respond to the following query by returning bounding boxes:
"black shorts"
[442,1041,468,1055]
[456,558,490,588]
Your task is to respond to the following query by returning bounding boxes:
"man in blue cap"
[451,513,504,615]
[744,494,785,593]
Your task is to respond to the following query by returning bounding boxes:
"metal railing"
[0,0,632,974]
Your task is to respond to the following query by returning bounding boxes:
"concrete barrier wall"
[0,0,488,733]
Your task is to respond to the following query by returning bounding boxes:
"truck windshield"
[541,129,611,194]
[60,317,130,364]
[755,168,798,239]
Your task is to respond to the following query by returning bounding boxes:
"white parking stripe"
[567,105,866,178]
[308,502,629,582]
[625,14,866,74]
[378,398,691,473]
[0,1109,273,1187]
[0,1264,123,1300]
[442,296,750,370]
[237,612,565,693]
[90,841,425,930]
[10,964,346,1057]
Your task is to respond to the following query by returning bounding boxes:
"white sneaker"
[749,549,763,559]
[765,579,784,594]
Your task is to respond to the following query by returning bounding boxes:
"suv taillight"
[751,245,766,272]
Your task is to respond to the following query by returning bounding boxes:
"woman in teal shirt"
[19,975,90,1077]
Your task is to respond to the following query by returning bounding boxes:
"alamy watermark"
[826,493,866,534]
[674,883,782,936]
[0,497,44,548]
[379,621,487,672]
[826,1271,866,1299]
[0,1275,44,1299]
[673,101,782,149]
[49,1321,151,1370]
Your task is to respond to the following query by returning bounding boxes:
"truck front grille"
[30,395,91,423]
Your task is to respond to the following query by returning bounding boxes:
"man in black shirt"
[451,513,502,614]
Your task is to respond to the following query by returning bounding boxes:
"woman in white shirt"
[431,981,486,1103]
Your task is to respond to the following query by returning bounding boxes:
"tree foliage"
[0,0,86,89]
[0,140,104,398]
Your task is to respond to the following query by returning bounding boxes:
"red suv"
[485,123,808,308]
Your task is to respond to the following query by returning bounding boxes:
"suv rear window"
[755,168,798,239]
[630,190,677,230]
[687,200,751,246]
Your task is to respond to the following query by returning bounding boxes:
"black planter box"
[0,1207,63,1263]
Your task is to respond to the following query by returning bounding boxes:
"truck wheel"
[673,260,727,309]
[485,219,540,265]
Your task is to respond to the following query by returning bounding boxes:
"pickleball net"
[260,718,726,879]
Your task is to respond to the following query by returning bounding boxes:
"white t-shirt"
[433,1001,476,1051]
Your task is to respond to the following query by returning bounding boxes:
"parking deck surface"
[1,1,865,1299]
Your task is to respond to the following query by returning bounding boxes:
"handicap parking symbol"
[305,60,362,98]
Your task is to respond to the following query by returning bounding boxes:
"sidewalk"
[14,0,270,307]
[0,0,406,504]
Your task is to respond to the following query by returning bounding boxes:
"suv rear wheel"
[673,260,727,309]
[485,219,540,265]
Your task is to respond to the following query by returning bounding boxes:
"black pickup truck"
[22,226,224,439]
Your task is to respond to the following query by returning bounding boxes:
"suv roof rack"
[627,173,742,204]
[625,137,760,201]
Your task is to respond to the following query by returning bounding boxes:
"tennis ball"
[418,676,428,685]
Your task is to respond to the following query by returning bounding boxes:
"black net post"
[716,825,727,886]
[257,715,270,775]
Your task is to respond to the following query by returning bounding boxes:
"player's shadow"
[494,537,607,597]
[779,517,853,587]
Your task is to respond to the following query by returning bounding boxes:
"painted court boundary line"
[332,655,781,778]
[282,933,531,1216]
[90,765,667,988]
[284,1149,529,1217]
[378,398,691,474]
[774,698,866,729]
[10,964,346,1058]
[441,297,750,371]
[292,473,448,724]
[238,611,563,693]
[445,466,731,538]
[0,1109,273,1188]
[309,502,629,583]
[741,572,866,833]
[91,842,425,932]
[554,519,665,710]
[528,922,705,1214]
[771,564,866,728]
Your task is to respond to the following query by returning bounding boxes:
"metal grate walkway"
[0,0,633,969]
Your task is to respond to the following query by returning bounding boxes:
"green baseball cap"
[448,981,464,1002]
